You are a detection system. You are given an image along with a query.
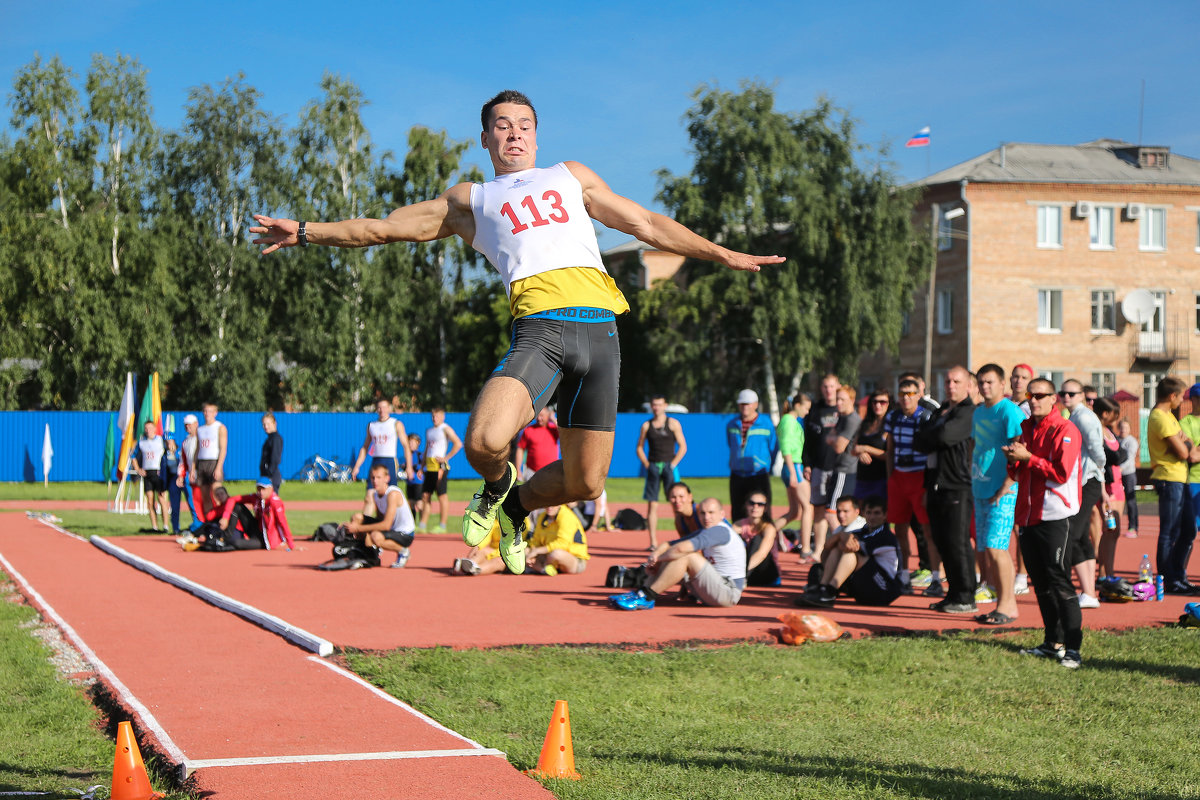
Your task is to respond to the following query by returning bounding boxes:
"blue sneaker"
[612,591,655,611]
[390,549,410,569]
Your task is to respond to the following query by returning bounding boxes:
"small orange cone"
[111,721,163,800]
[523,699,581,780]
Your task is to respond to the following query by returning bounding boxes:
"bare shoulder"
[443,181,475,209]
[563,161,608,190]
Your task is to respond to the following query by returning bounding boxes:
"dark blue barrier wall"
[0,411,738,483]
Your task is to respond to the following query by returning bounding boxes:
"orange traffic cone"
[111,721,163,800]
[523,699,581,780]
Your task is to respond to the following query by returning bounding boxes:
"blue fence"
[1,411,738,483]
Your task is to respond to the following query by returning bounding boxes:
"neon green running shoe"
[498,505,529,575]
[462,462,516,547]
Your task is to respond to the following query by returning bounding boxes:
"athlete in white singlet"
[419,407,462,533]
[252,90,783,577]
[352,399,412,486]
[194,402,227,517]
[345,463,417,568]
[134,421,168,531]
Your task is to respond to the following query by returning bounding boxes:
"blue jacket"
[726,414,779,476]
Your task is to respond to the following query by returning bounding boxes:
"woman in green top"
[776,393,813,558]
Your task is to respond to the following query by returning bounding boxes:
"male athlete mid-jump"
[252,90,783,574]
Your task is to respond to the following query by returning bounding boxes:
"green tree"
[648,83,929,414]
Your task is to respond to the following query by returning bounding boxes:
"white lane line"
[186,748,505,769]
[305,655,499,751]
[0,550,189,767]
[88,535,334,657]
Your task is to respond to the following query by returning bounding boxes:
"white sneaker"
[1077,592,1100,609]
[1014,574,1030,595]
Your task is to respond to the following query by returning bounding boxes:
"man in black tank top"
[636,395,688,549]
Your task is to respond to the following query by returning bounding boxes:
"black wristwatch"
[298,221,309,247]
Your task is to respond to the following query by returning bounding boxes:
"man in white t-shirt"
[251,90,782,575]
[133,421,168,531]
[345,463,418,568]
[420,408,462,533]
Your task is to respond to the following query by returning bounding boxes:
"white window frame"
[1090,289,1116,334]
[1089,205,1114,250]
[1037,205,1062,248]
[1090,372,1116,396]
[936,289,953,334]
[1039,369,1065,391]
[1038,289,1063,333]
[1142,372,1167,408]
[1139,206,1166,251]
[1194,291,1200,334]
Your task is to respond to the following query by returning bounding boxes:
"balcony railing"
[1129,314,1189,363]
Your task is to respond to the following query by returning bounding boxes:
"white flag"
[42,423,53,479]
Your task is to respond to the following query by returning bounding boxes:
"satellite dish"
[1121,290,1156,325]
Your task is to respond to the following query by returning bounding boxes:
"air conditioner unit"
[1126,202,1145,220]
[1074,200,1093,218]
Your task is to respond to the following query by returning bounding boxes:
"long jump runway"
[0,514,552,800]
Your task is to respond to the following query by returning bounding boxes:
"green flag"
[103,413,116,480]
[135,377,154,435]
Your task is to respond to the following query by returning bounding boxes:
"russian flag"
[905,126,930,148]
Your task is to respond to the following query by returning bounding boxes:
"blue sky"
[5,0,1199,249]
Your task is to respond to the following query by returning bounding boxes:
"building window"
[1195,210,1199,251]
[1090,290,1116,333]
[937,210,954,251]
[1037,205,1062,247]
[1090,372,1116,396]
[1194,292,1200,333]
[933,369,948,402]
[1039,370,1065,390]
[1142,372,1167,407]
[1089,206,1114,249]
[936,289,953,334]
[1038,289,1063,333]
[1140,207,1166,251]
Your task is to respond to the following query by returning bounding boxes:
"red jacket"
[1008,412,1083,525]
[221,493,294,550]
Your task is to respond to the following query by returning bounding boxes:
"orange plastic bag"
[776,611,845,645]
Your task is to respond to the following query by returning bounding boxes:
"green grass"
[0,574,187,798]
[347,629,1200,800]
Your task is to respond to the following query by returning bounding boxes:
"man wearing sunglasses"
[1005,378,1084,669]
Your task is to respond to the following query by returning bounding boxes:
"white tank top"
[368,418,399,458]
[469,163,605,295]
[196,422,223,460]
[138,436,164,468]
[425,423,450,461]
[372,485,415,532]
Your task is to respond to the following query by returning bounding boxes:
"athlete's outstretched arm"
[566,162,785,272]
[250,184,475,254]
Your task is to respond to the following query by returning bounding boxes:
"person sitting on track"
[344,463,417,568]
[526,504,590,576]
[795,495,903,609]
[217,478,295,551]
[451,520,508,576]
[608,497,747,611]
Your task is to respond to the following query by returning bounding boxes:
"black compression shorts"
[491,309,621,431]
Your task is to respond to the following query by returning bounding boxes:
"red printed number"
[500,190,569,234]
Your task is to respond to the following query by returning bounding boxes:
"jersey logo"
[509,177,532,189]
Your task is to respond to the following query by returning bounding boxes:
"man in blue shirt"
[971,363,1026,625]
[726,389,779,520]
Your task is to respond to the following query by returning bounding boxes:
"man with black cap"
[726,389,778,521]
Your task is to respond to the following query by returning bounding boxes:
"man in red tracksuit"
[1005,377,1084,669]
[218,477,295,551]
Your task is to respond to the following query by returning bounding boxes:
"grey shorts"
[684,562,744,607]
[811,468,848,507]
[492,309,621,431]
[194,459,218,487]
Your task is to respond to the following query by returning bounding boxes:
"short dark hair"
[1082,385,1097,395]
[1028,377,1055,394]
[862,495,886,513]
[650,394,667,403]
[898,378,919,392]
[899,371,921,383]
[835,495,861,509]
[1157,376,1186,404]
[370,463,390,476]
[1092,396,1119,416]
[976,363,1005,382]
[481,90,537,131]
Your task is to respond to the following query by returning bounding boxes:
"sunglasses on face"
[1029,392,1055,400]
[899,390,918,397]
[872,398,889,404]
[746,500,767,507]
[1058,390,1081,398]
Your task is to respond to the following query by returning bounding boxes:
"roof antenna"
[1138,79,1145,144]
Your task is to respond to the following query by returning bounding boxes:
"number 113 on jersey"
[500,190,569,234]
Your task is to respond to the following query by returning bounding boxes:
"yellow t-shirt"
[1148,407,1187,482]
[529,508,590,560]
[510,267,629,320]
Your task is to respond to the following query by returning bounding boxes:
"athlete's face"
[185,421,197,434]
[978,371,1005,405]
[431,410,445,426]
[697,499,725,527]
[371,469,390,495]
[650,398,667,417]
[898,385,919,415]
[834,500,858,527]
[377,401,391,421]
[143,422,154,437]
[482,103,537,174]
[668,486,693,514]
[203,405,217,425]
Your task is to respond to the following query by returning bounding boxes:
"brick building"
[859,139,1200,408]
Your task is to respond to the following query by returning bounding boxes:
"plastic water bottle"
[1104,510,1117,530]
[1139,554,1153,583]
[1155,574,1165,601]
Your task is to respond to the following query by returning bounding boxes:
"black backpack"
[311,522,344,542]
[605,564,650,589]
[612,508,647,530]
[317,539,381,570]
